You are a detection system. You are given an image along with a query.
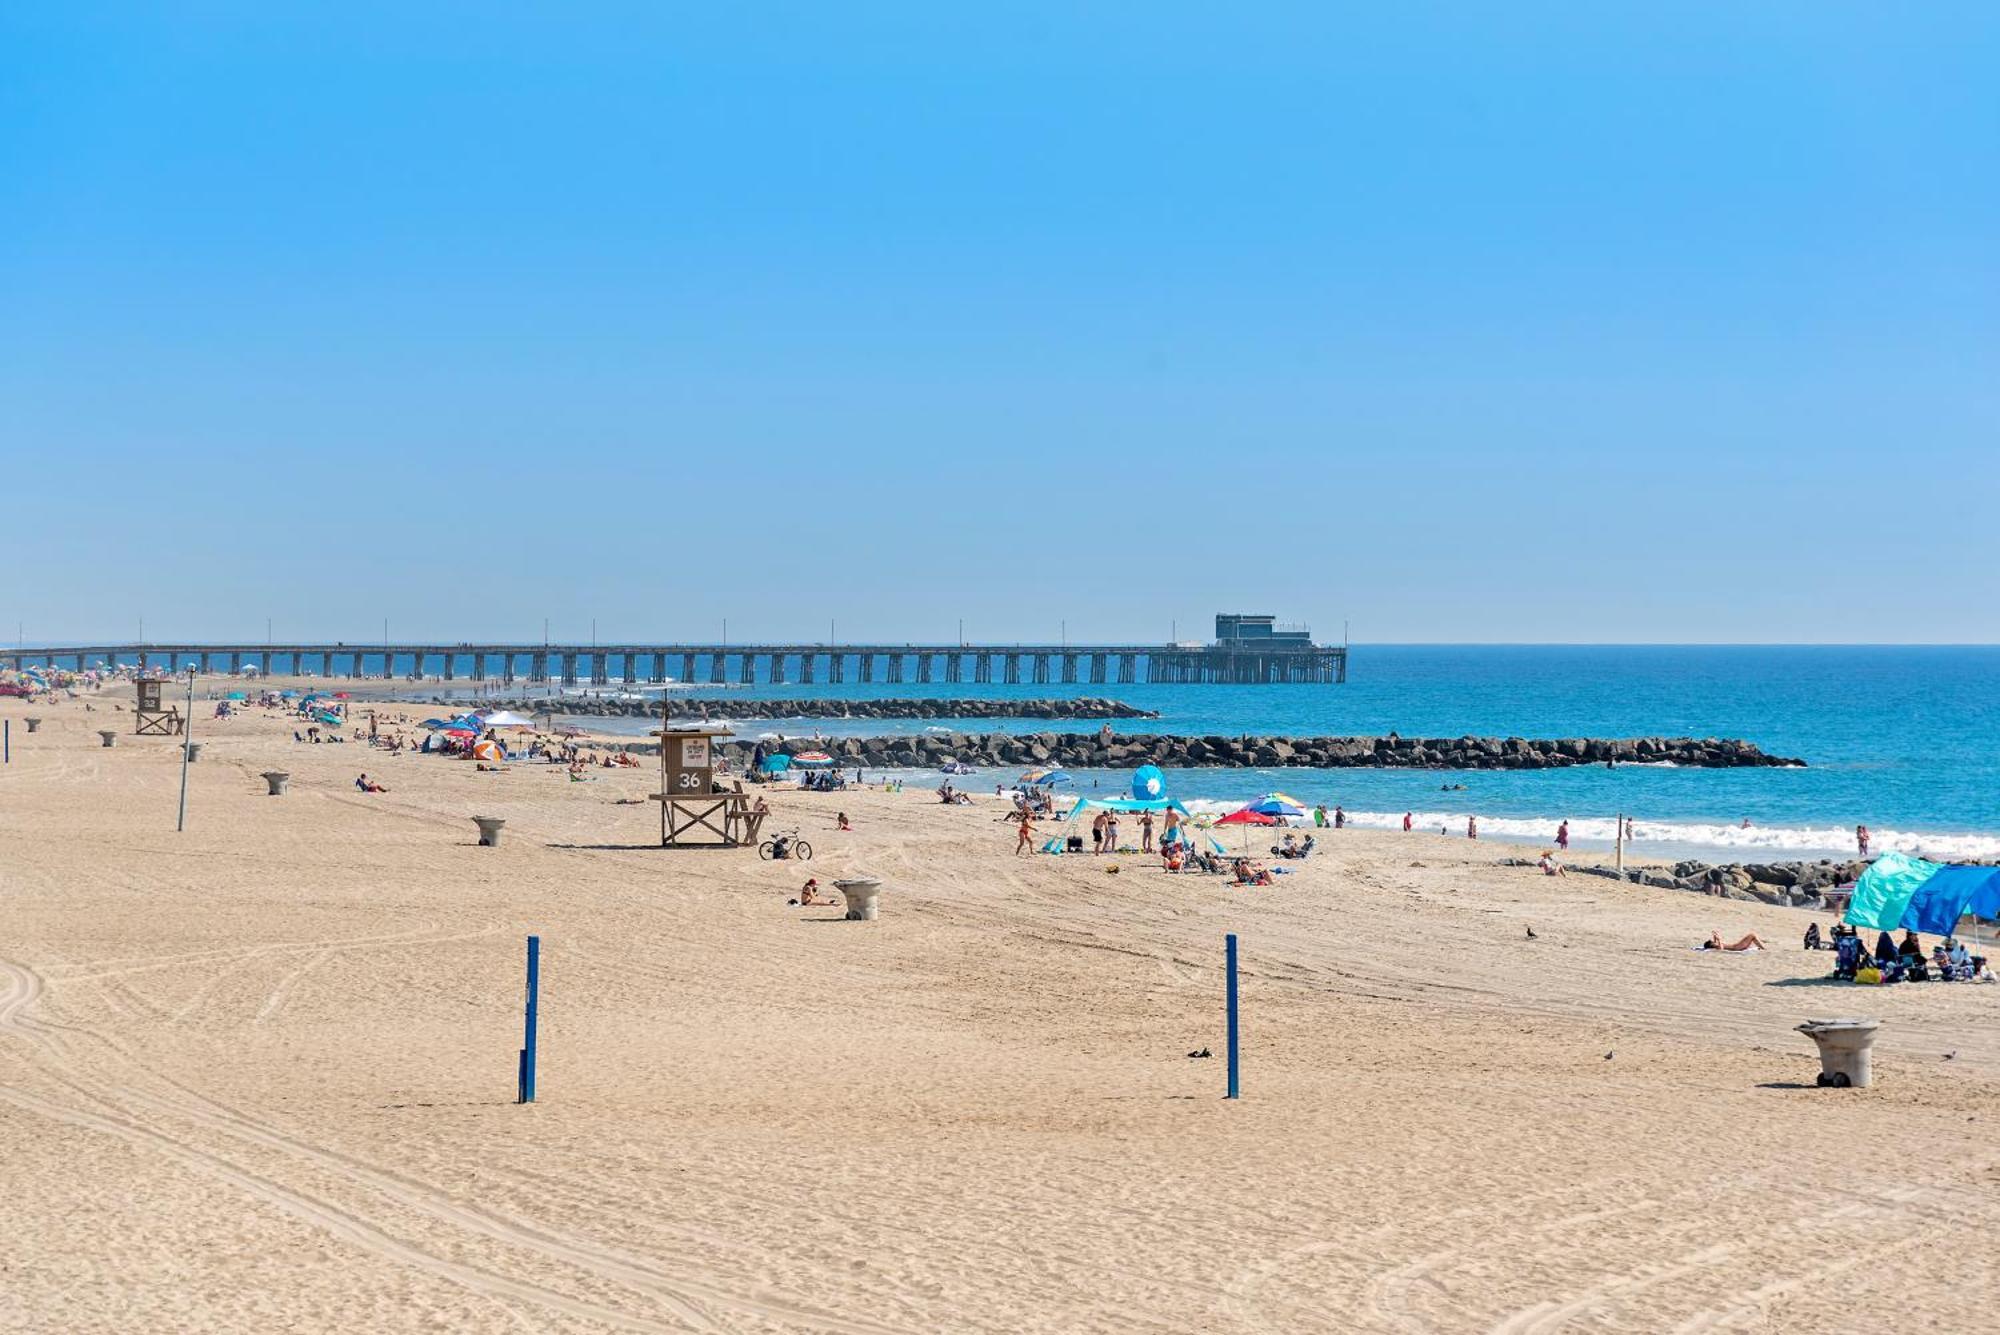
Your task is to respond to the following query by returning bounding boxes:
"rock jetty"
[721,732,1802,771]
[1547,858,1867,909]
[437,696,1157,721]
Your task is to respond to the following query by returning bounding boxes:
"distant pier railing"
[8,641,1348,686]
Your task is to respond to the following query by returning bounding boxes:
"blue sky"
[4,3,1995,645]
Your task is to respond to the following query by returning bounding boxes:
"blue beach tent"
[1845,852,2000,934]
[1843,853,1941,930]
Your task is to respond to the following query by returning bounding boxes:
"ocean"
[428,645,2000,862]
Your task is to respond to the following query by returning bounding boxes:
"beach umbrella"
[1019,767,1074,787]
[419,718,452,729]
[1131,764,1167,800]
[1216,808,1281,826]
[470,739,503,761]
[792,751,836,767]
[1244,792,1310,818]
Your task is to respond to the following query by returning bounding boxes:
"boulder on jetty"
[714,732,1802,771]
[432,696,1157,721]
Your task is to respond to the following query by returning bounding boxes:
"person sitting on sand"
[836,812,851,831]
[1874,931,1900,965]
[1232,858,1273,887]
[1803,922,1823,951]
[1538,851,1566,877]
[1898,929,1924,962]
[797,878,824,907]
[1702,931,1766,952]
[354,773,388,793]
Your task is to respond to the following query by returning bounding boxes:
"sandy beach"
[4,689,1998,1333]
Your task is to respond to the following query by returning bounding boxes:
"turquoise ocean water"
[435,645,1999,861]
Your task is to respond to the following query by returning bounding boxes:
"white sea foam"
[1177,804,2000,862]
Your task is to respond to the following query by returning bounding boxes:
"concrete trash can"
[1797,1017,1880,1088]
[98,730,118,748]
[23,717,41,733]
[260,770,291,796]
[184,742,204,762]
[473,816,506,847]
[835,878,883,922]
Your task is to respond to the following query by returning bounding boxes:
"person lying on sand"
[1702,931,1766,952]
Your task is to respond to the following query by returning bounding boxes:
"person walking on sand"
[1091,811,1107,854]
[1556,820,1569,851]
[1015,811,1035,855]
[1403,811,1413,832]
[1467,815,1478,840]
[1140,811,1155,852]
[1334,805,1345,829]
[1857,824,1871,857]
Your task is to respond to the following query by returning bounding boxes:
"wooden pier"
[8,640,1347,686]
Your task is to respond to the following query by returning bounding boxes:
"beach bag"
[1855,966,1882,985]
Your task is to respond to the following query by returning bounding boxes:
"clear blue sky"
[5,3,1995,646]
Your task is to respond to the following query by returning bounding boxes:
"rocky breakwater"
[725,732,1803,771]
[1558,858,1869,910]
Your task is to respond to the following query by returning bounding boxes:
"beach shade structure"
[1216,807,1282,826]
[1244,792,1311,818]
[1844,853,1946,930]
[1131,764,1168,800]
[791,751,836,768]
[760,753,793,774]
[419,718,453,730]
[1847,854,2000,935]
[225,691,247,701]
[478,710,538,729]
[470,739,504,761]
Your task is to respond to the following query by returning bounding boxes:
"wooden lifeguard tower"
[649,723,762,847]
[133,678,185,736]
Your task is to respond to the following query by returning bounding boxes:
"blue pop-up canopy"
[1901,865,2000,935]
[1846,852,2000,934]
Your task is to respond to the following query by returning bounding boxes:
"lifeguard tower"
[650,723,762,847]
[133,679,185,736]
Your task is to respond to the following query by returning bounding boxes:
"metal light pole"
[176,666,195,832]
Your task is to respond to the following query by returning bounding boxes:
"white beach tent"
[478,710,540,728]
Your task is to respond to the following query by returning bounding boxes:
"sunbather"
[1702,931,1766,952]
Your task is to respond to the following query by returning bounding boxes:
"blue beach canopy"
[760,753,793,773]
[1846,852,2000,934]
[1843,853,1942,930]
[1899,865,2000,935]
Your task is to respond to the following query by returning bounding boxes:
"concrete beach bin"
[260,770,291,796]
[97,730,118,748]
[183,742,203,762]
[835,877,883,922]
[473,816,506,847]
[23,717,41,733]
[1797,1017,1880,1088]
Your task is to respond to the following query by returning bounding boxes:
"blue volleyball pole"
[1225,932,1240,1099]
[517,935,540,1103]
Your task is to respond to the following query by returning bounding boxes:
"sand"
[4,688,1999,1333]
